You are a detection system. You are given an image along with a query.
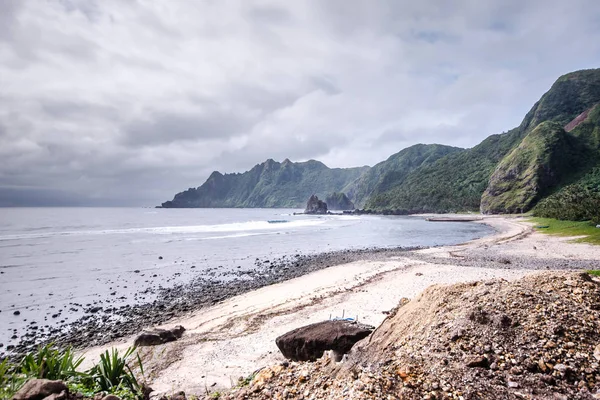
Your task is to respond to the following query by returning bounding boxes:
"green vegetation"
[587,270,600,277]
[20,344,83,380]
[480,122,586,213]
[533,170,600,224]
[162,159,368,208]
[528,217,600,245]
[367,68,600,213]
[325,191,355,210]
[161,69,600,215]
[343,144,462,208]
[0,344,146,400]
[366,128,525,212]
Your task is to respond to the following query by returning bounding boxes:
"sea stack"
[304,195,328,214]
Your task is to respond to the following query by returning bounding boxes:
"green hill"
[161,69,600,214]
[480,122,583,213]
[161,159,369,208]
[342,144,463,208]
[366,68,600,213]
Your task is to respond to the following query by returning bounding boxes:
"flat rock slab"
[275,320,374,361]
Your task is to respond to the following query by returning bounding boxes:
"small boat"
[267,220,289,224]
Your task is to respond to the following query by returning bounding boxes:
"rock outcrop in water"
[304,195,328,214]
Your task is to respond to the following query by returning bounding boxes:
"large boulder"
[304,195,328,214]
[275,320,374,362]
[12,379,68,400]
[134,325,185,347]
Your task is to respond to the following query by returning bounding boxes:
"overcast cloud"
[1,0,600,206]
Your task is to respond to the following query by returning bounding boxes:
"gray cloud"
[1,0,600,206]
[123,109,254,146]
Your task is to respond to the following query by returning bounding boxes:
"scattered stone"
[465,355,489,368]
[12,379,68,400]
[13,310,20,316]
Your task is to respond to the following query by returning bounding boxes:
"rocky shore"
[9,237,596,361]
[1,246,420,360]
[226,271,600,399]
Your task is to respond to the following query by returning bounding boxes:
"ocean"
[0,207,494,349]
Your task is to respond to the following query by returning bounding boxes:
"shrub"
[20,343,84,381]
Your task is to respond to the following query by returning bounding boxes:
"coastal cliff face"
[224,272,600,399]
[161,68,600,216]
[161,159,368,208]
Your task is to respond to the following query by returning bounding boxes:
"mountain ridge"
[161,68,600,217]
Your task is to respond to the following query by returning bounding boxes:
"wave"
[0,218,327,241]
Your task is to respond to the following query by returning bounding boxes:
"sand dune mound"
[225,272,600,399]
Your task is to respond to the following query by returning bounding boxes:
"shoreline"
[1,246,422,360]
[1,215,493,359]
[78,216,600,397]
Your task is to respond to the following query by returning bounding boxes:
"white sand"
[79,216,600,397]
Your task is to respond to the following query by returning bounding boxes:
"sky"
[1,1,600,206]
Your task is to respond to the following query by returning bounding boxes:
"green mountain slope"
[532,104,600,222]
[482,102,600,214]
[533,167,600,223]
[343,144,463,208]
[366,127,525,212]
[366,68,600,213]
[161,159,369,208]
[480,122,583,213]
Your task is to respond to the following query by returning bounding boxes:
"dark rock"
[13,310,20,316]
[304,195,328,215]
[171,391,186,400]
[275,320,374,361]
[133,325,186,347]
[465,355,489,368]
[12,379,68,400]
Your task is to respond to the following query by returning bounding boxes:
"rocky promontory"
[305,195,328,214]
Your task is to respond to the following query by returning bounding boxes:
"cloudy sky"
[1,0,600,206]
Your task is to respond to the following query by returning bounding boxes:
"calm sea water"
[0,208,494,347]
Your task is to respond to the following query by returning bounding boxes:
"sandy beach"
[80,216,600,397]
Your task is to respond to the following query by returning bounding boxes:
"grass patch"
[587,270,600,276]
[528,217,600,245]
